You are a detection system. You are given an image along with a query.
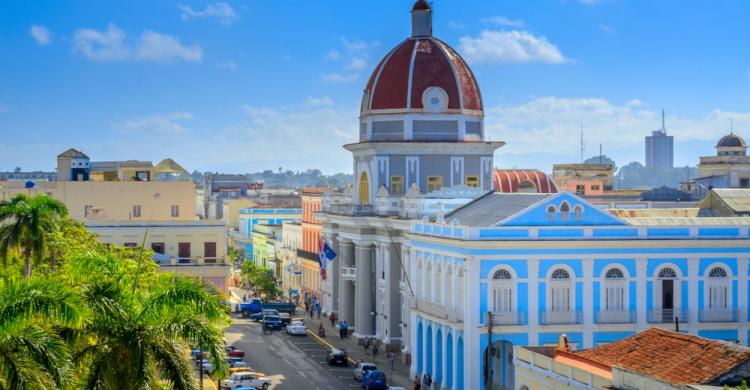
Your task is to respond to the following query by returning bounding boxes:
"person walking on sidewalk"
[413,376,421,390]
[316,303,321,319]
[364,337,371,354]
[372,343,379,362]
[329,312,337,327]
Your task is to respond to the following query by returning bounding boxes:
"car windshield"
[364,365,376,371]
[371,372,385,380]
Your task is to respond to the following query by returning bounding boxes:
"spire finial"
[411,1,433,37]
[661,109,666,133]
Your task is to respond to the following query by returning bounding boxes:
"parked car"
[360,370,387,390]
[220,371,271,390]
[326,348,348,366]
[226,345,245,358]
[263,315,284,330]
[353,362,377,381]
[203,360,247,374]
[279,312,292,325]
[250,309,279,322]
[286,320,307,335]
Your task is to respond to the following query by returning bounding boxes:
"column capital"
[338,237,354,246]
[353,240,375,249]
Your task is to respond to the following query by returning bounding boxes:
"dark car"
[360,370,387,390]
[226,346,245,358]
[251,309,279,322]
[326,348,348,366]
[263,315,284,330]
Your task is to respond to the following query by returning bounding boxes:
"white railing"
[595,309,636,324]
[541,310,582,325]
[699,308,737,322]
[489,311,525,326]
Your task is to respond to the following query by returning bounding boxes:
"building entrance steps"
[298,306,412,388]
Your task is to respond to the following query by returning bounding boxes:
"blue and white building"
[407,191,750,390]
[233,207,301,261]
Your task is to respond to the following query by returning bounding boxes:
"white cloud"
[449,21,467,30]
[30,25,52,45]
[348,57,367,71]
[459,30,567,64]
[485,96,750,169]
[321,72,360,83]
[112,111,193,135]
[72,23,202,63]
[305,96,334,107]
[178,2,238,25]
[325,49,340,60]
[483,16,525,28]
[215,61,238,71]
[598,23,615,35]
[72,23,129,62]
[135,30,202,62]
[340,37,367,52]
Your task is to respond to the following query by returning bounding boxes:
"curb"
[306,329,357,366]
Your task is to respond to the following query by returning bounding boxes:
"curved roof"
[361,37,482,115]
[412,0,430,11]
[154,158,187,174]
[493,169,557,193]
[716,133,746,148]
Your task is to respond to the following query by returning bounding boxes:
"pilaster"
[739,256,748,344]
[354,241,375,339]
[636,258,648,331]
[528,259,539,345]
[582,258,594,348]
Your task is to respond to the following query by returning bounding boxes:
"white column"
[636,259,648,331]
[339,239,355,325]
[354,242,374,339]
[465,257,481,390]
[738,256,748,345]
[687,257,699,333]
[583,258,594,348]
[451,332,458,390]
[528,259,539,345]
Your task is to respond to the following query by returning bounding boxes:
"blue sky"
[1,0,750,174]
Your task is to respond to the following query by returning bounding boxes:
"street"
[219,318,362,390]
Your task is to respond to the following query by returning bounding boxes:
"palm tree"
[0,194,68,278]
[67,252,229,389]
[0,276,83,389]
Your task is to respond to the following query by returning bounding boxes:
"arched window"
[550,268,572,312]
[574,206,583,222]
[491,268,513,313]
[547,206,556,222]
[604,267,626,312]
[658,267,677,279]
[560,202,570,222]
[359,171,369,205]
[707,266,729,310]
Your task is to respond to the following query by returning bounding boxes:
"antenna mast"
[580,122,585,163]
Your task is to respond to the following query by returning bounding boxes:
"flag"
[318,240,328,280]
[323,243,337,261]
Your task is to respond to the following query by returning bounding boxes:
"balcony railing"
[409,296,462,323]
[489,311,525,326]
[699,308,737,322]
[541,310,582,325]
[595,309,636,324]
[647,308,688,323]
[341,266,356,279]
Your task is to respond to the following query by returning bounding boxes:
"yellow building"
[222,197,256,229]
[88,220,230,292]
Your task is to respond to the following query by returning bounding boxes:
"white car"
[353,361,377,381]
[286,320,307,335]
[220,371,271,390]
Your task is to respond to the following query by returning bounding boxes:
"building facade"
[552,164,614,196]
[232,207,302,261]
[645,111,674,170]
[407,191,750,390]
[319,0,503,355]
[696,132,750,190]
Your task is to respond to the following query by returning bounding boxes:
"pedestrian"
[425,373,432,389]
[309,306,314,319]
[343,321,348,339]
[304,301,309,313]
[338,321,344,339]
[318,323,325,337]
[372,343,379,361]
[329,312,337,327]
[364,337,370,353]
[413,376,421,390]
[316,303,322,319]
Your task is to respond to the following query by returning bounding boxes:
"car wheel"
[262,383,269,390]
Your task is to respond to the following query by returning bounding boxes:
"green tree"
[65,251,230,389]
[0,277,84,389]
[0,194,68,278]
[241,262,280,299]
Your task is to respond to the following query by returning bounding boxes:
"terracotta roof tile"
[573,328,750,385]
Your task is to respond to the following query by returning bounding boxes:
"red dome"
[361,37,483,115]
[493,169,558,194]
[412,0,431,11]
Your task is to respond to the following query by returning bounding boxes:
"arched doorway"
[490,340,514,390]
[359,171,369,205]
[417,322,424,373]
[457,336,464,390]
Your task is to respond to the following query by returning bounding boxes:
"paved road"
[221,318,361,390]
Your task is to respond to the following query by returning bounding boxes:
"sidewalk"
[298,308,413,389]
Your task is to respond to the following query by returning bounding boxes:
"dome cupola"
[358,1,483,142]
[716,132,747,157]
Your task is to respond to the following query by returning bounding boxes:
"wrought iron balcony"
[489,311,525,326]
[341,266,356,280]
[647,308,688,323]
[595,309,636,324]
[699,308,737,322]
[541,310,582,325]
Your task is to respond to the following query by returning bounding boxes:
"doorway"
[661,279,674,322]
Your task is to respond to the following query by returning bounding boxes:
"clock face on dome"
[422,86,448,113]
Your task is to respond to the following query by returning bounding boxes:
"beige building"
[222,197,256,229]
[552,163,614,193]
